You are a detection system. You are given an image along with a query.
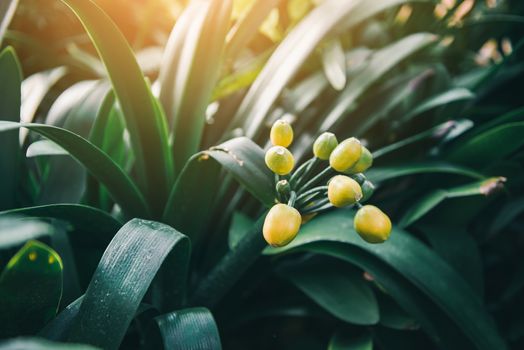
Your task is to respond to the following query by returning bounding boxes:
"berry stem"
[296,186,328,204]
[300,198,332,215]
[297,166,334,195]
[290,157,319,188]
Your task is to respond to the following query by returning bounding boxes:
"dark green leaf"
[0,241,63,337]
[399,177,505,228]
[0,47,22,210]
[448,122,524,167]
[0,338,99,350]
[0,121,148,218]
[279,259,379,325]
[266,209,507,350]
[228,211,254,250]
[328,332,372,350]
[366,162,485,183]
[163,137,274,237]
[67,219,190,350]
[155,307,222,350]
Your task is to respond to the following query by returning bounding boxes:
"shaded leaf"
[399,177,506,228]
[0,338,99,350]
[366,162,484,183]
[155,307,222,350]
[0,241,63,337]
[27,140,67,158]
[328,332,372,350]
[67,219,190,350]
[228,211,254,250]
[0,121,148,218]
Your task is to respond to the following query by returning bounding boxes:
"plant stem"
[290,158,318,188]
[190,214,267,308]
[297,166,334,195]
[296,186,328,204]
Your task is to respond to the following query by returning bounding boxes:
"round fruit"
[265,146,295,175]
[327,175,363,207]
[270,119,294,147]
[329,138,362,172]
[313,132,338,160]
[346,146,373,174]
[354,205,391,243]
[263,204,302,247]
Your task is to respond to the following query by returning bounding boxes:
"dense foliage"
[1,0,524,349]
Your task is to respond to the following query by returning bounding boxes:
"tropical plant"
[1,0,523,349]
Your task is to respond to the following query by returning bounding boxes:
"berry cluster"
[263,119,392,247]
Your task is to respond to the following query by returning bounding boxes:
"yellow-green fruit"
[263,204,302,247]
[270,119,294,147]
[354,205,391,243]
[265,146,295,175]
[346,146,373,174]
[313,132,338,160]
[327,175,363,207]
[329,138,362,172]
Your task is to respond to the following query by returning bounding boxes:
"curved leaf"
[155,307,222,350]
[27,140,67,157]
[60,0,173,217]
[366,162,485,183]
[163,137,274,242]
[0,121,148,218]
[328,332,372,350]
[0,338,99,350]
[159,0,232,170]
[279,259,379,325]
[0,47,22,210]
[321,39,346,91]
[0,0,18,46]
[67,219,190,350]
[265,209,507,350]
[0,217,53,249]
[0,241,63,338]
[399,177,506,228]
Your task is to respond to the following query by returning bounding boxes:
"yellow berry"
[263,204,301,247]
[329,138,362,172]
[354,205,392,243]
[265,146,295,175]
[270,119,294,147]
[313,132,338,160]
[345,146,373,174]
[327,175,363,207]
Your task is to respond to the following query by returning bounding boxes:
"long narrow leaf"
[60,0,173,217]
[67,219,190,349]
[0,0,18,46]
[0,122,148,218]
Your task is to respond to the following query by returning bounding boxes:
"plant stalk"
[190,214,267,308]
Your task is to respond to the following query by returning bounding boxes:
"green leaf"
[60,0,173,217]
[366,162,485,183]
[155,307,222,350]
[398,88,475,123]
[417,225,483,296]
[67,219,190,350]
[27,140,68,157]
[447,122,524,168]
[0,338,99,350]
[321,39,346,91]
[0,204,123,248]
[0,121,148,218]
[279,259,379,325]
[0,241,63,337]
[0,217,53,249]
[228,211,254,250]
[233,0,363,137]
[0,0,18,46]
[265,209,507,350]
[372,120,473,159]
[163,137,274,239]
[225,0,281,61]
[328,332,372,350]
[489,197,524,234]
[399,177,506,228]
[0,47,22,210]
[319,32,438,132]
[159,0,231,171]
